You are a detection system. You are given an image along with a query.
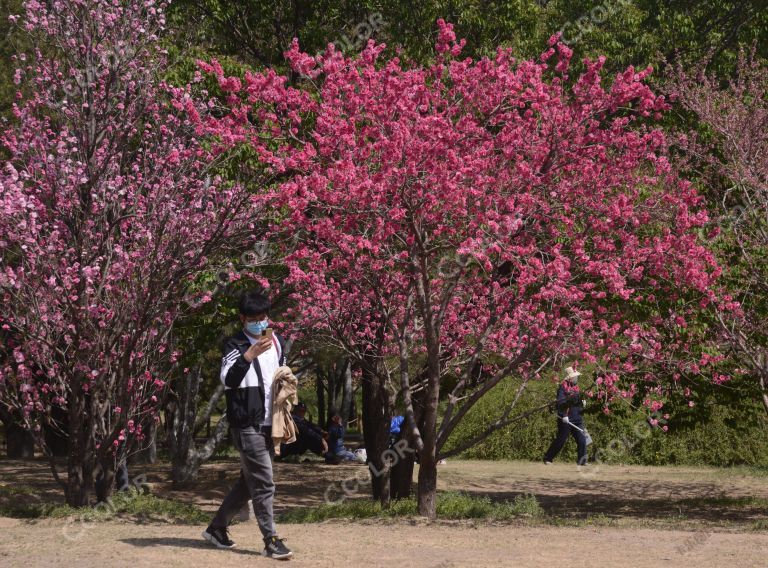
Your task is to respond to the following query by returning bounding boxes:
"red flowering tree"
[670,49,768,414]
[0,0,265,506]
[202,22,724,517]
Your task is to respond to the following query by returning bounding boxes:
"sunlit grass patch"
[279,491,544,523]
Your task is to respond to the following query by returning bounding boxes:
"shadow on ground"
[120,536,263,556]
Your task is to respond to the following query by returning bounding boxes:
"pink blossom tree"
[670,49,768,414]
[0,0,265,505]
[202,22,725,517]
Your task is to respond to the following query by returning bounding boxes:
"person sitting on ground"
[325,414,357,463]
[543,365,588,466]
[279,402,328,458]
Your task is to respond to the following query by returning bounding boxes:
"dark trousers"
[210,426,276,538]
[544,419,588,465]
[280,431,324,457]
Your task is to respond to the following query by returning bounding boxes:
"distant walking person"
[202,290,293,560]
[544,366,588,466]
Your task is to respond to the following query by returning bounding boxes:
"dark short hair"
[238,290,271,317]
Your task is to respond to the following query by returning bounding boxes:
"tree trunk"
[167,367,199,484]
[760,370,768,416]
[167,367,230,485]
[389,438,415,500]
[341,359,353,426]
[66,387,93,506]
[133,419,157,465]
[391,371,427,501]
[44,405,70,457]
[417,442,438,517]
[4,422,35,458]
[172,415,230,485]
[417,327,441,517]
[95,458,116,503]
[316,371,326,429]
[361,365,392,507]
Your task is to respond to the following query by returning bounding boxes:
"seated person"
[325,414,357,462]
[280,402,328,458]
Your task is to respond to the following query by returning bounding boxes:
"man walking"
[202,290,293,560]
[544,366,588,466]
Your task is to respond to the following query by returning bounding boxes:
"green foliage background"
[443,377,768,467]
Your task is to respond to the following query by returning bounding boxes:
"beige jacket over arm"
[271,366,299,455]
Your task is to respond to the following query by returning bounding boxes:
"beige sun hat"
[564,366,582,380]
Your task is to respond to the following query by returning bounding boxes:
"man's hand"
[562,415,570,424]
[321,440,328,454]
[243,336,272,363]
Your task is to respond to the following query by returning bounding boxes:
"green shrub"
[441,376,768,468]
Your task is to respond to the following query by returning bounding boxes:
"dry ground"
[1,457,766,567]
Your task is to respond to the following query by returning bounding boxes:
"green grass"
[210,444,240,460]
[677,496,768,509]
[0,483,37,497]
[279,491,544,523]
[545,513,617,527]
[0,488,208,523]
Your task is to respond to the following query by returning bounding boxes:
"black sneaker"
[202,526,236,549]
[264,535,293,560]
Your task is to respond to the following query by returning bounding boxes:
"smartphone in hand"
[262,327,274,340]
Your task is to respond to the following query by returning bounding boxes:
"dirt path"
[0,516,765,568]
[1,458,766,567]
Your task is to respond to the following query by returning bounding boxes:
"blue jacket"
[328,424,346,454]
[390,416,405,435]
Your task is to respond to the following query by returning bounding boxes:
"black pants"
[544,419,587,464]
[280,431,324,457]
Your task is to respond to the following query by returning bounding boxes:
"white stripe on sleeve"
[220,349,241,386]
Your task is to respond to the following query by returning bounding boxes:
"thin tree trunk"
[4,422,35,458]
[167,366,199,484]
[390,451,415,500]
[341,358,353,426]
[133,419,157,464]
[66,385,92,506]
[361,365,392,507]
[417,379,439,517]
[95,458,116,503]
[760,371,768,416]
[167,367,230,485]
[172,415,230,484]
[391,375,427,500]
[316,370,326,429]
